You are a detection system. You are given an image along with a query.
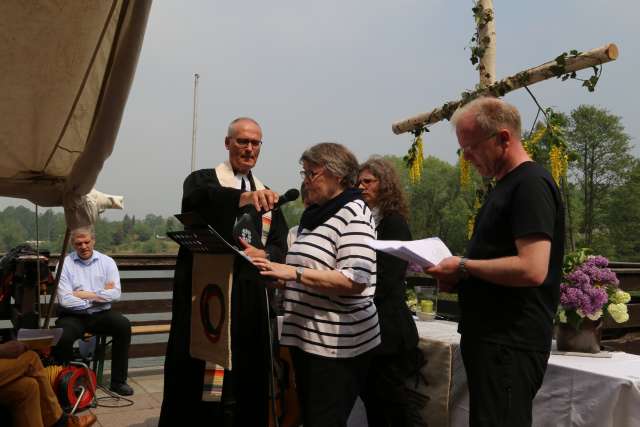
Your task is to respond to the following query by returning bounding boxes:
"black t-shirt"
[458,161,564,352]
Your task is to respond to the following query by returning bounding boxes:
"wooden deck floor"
[85,367,163,427]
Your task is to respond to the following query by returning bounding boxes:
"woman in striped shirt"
[253,143,379,427]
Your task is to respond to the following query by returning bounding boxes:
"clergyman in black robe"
[159,118,288,426]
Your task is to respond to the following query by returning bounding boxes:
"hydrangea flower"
[607,303,629,323]
[559,254,628,328]
[586,309,603,321]
[610,290,631,305]
[557,309,567,323]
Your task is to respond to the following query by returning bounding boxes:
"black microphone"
[233,189,299,247]
[265,188,300,214]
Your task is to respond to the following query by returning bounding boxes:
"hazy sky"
[3,0,639,219]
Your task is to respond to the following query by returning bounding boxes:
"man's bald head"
[451,97,522,140]
[227,117,261,138]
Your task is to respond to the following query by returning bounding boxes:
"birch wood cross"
[391,0,619,135]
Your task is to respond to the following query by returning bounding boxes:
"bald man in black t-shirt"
[427,97,564,427]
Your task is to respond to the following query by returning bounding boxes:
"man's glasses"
[231,137,262,148]
[459,132,498,155]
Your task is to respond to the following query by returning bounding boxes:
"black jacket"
[374,212,419,354]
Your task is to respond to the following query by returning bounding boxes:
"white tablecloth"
[417,320,640,427]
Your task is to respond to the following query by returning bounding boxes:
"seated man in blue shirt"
[53,227,133,396]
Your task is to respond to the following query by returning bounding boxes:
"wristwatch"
[295,266,304,283]
[458,257,470,280]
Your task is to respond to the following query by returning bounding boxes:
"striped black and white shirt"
[281,199,380,358]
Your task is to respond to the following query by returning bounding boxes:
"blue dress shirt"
[56,250,121,313]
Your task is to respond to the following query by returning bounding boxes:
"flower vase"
[556,319,602,353]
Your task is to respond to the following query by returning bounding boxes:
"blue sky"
[3,0,639,218]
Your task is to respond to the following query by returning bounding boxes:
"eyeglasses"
[299,169,323,181]
[357,178,378,186]
[230,137,262,148]
[459,132,498,155]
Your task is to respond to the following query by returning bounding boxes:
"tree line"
[0,104,638,261]
[0,208,179,254]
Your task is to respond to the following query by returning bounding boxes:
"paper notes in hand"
[368,237,452,267]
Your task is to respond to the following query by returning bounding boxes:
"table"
[414,320,640,427]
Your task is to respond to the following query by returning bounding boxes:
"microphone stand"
[265,285,280,427]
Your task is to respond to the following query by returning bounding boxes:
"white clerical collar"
[234,173,249,190]
[215,161,265,191]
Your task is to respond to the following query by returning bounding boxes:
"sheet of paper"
[551,350,613,358]
[17,328,63,350]
[368,237,453,267]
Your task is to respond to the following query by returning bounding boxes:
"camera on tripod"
[0,244,53,331]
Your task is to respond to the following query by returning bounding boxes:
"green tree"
[134,222,152,242]
[122,214,134,234]
[567,105,633,248]
[607,160,640,261]
[388,155,476,255]
[144,214,163,227]
[94,218,113,251]
[523,111,570,171]
[0,218,27,249]
[39,209,55,242]
[281,199,305,228]
[166,217,179,232]
[111,228,125,246]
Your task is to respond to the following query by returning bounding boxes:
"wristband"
[459,257,470,279]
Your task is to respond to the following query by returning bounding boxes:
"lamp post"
[191,73,200,172]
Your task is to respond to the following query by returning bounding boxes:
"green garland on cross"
[402,3,607,222]
[468,1,494,72]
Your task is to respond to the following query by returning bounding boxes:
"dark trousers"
[460,336,549,427]
[290,347,372,427]
[361,347,423,427]
[53,309,131,384]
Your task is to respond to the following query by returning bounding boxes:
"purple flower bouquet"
[558,250,630,329]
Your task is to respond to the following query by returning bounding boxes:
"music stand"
[169,213,253,261]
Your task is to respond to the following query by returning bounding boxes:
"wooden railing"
[5,253,640,360]
[46,253,177,270]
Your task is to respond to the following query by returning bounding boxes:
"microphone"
[233,189,299,247]
[265,188,300,214]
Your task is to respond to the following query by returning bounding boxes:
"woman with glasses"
[358,156,420,427]
[253,143,379,427]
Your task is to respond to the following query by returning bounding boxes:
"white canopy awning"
[0,0,152,228]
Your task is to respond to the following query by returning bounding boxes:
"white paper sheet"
[368,237,453,267]
[17,328,63,350]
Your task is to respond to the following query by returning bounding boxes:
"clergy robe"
[159,164,288,426]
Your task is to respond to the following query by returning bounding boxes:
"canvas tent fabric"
[0,0,152,228]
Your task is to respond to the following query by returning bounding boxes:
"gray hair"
[227,117,261,137]
[450,97,522,139]
[300,143,359,188]
[70,226,95,240]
